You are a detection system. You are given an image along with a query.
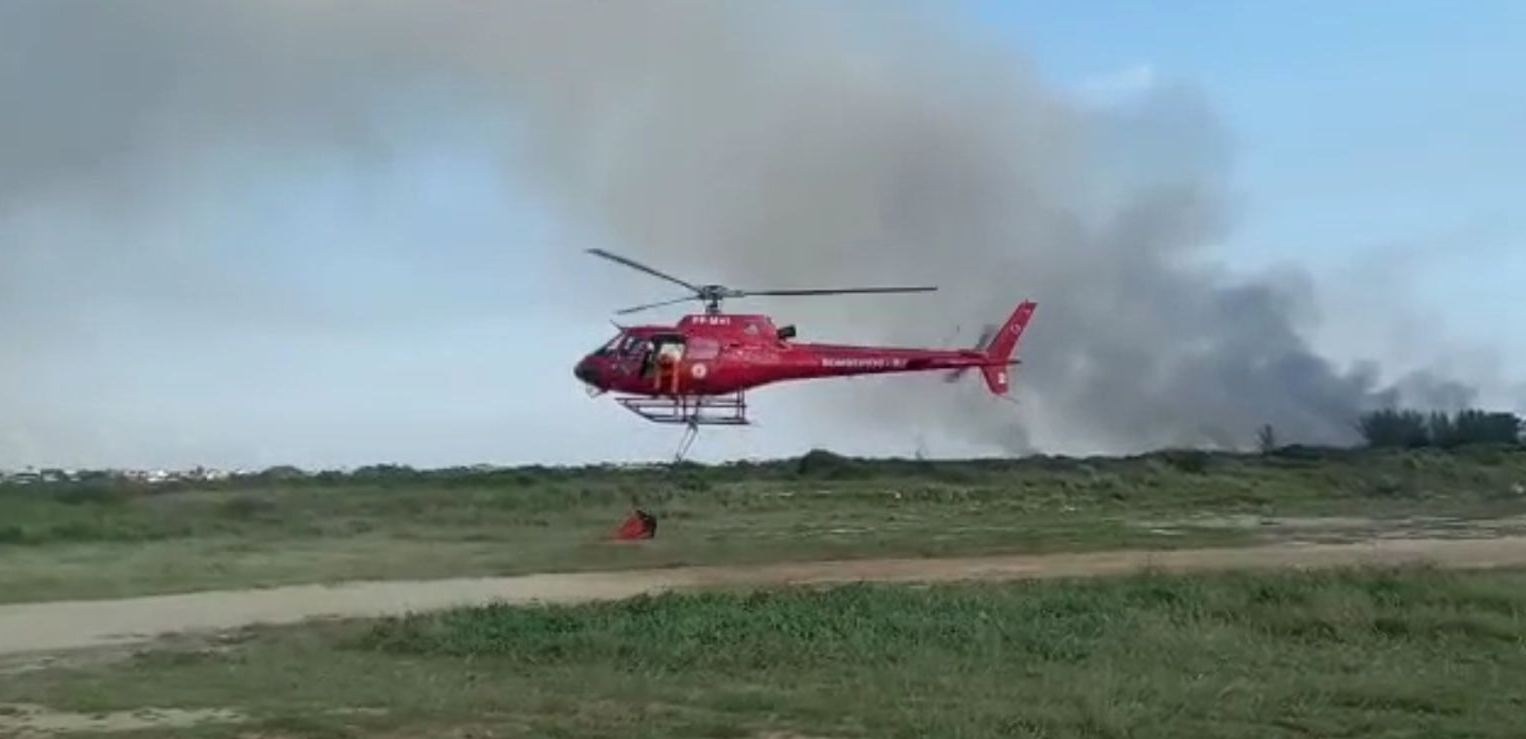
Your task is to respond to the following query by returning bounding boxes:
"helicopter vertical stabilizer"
[980,300,1037,395]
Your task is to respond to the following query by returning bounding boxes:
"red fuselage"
[574,304,1035,399]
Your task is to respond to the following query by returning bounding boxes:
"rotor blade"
[586,248,701,293]
[615,295,699,315]
[973,324,997,351]
[735,286,938,297]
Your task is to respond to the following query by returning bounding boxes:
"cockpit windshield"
[591,332,642,356]
[590,334,619,356]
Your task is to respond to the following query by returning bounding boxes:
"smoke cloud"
[1,0,1509,461]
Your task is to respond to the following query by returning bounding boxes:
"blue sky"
[974,0,1525,264]
[2,2,1522,470]
[970,0,1525,369]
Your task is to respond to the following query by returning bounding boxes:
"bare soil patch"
[0,703,243,736]
[6,534,1526,658]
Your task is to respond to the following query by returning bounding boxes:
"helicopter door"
[642,337,685,375]
[643,334,687,391]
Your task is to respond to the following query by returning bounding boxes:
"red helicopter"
[575,248,1036,452]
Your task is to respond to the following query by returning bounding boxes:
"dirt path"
[6,534,1526,657]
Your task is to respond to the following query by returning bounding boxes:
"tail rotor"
[943,323,998,384]
[944,301,1037,394]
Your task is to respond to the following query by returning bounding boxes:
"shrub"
[795,449,862,478]
[1159,449,1212,474]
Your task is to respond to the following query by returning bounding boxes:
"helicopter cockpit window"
[591,334,621,355]
[591,333,644,357]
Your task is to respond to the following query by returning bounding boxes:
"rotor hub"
[697,285,734,314]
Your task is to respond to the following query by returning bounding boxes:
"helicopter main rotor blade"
[736,286,938,297]
[586,248,702,294]
[615,295,699,315]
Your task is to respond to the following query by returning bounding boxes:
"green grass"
[2,446,1525,602]
[5,565,1526,737]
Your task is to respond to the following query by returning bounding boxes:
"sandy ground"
[0,704,244,737]
[5,534,1526,657]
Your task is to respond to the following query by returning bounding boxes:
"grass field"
[3,565,1525,738]
[3,446,1526,603]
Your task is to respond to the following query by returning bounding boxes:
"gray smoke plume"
[1,0,1507,460]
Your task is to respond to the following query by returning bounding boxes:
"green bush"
[1157,449,1213,474]
[795,448,862,478]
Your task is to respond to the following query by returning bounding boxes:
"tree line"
[1356,408,1523,449]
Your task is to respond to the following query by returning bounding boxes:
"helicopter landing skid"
[615,393,748,463]
[614,392,749,427]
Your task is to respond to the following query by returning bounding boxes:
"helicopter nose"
[574,358,599,385]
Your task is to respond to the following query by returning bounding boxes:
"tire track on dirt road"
[6,534,1526,657]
